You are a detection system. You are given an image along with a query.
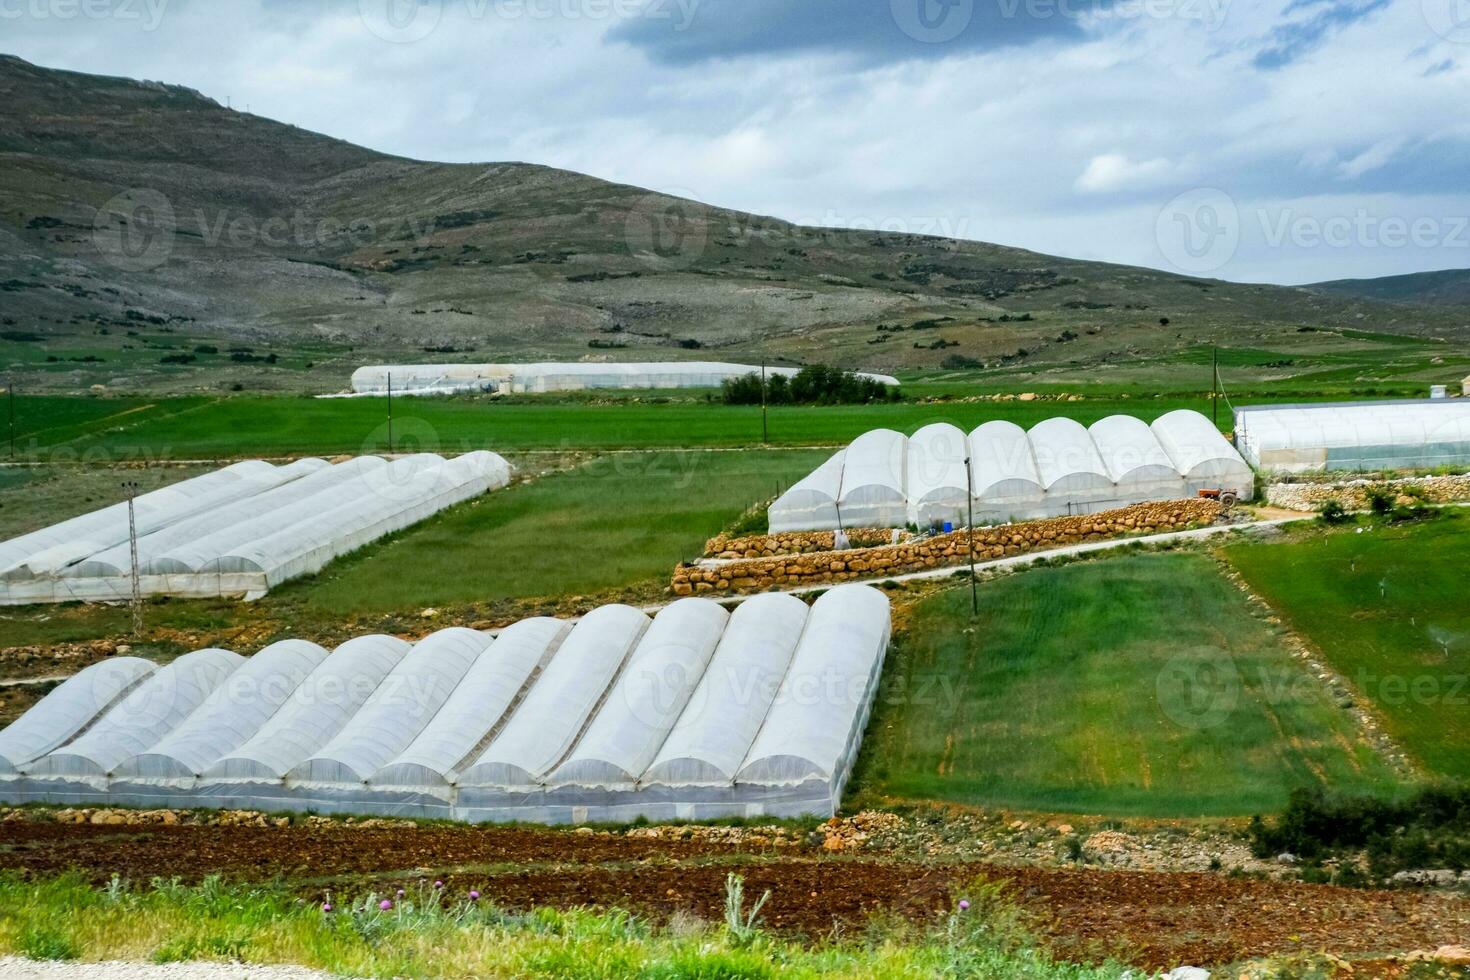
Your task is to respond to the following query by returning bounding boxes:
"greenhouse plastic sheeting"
[643,593,809,786]
[969,421,1046,523]
[0,453,512,605]
[837,429,909,528]
[769,410,1254,531]
[1152,410,1254,494]
[550,599,729,787]
[1088,415,1186,505]
[349,362,900,397]
[905,423,970,528]
[1235,400,1470,473]
[21,649,244,779]
[0,588,892,822]
[767,450,845,532]
[0,659,156,774]
[112,641,329,780]
[205,635,412,781]
[460,605,651,788]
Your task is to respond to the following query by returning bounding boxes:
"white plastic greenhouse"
[0,586,892,823]
[0,453,512,604]
[768,410,1254,531]
[1235,400,1470,473]
[348,362,900,397]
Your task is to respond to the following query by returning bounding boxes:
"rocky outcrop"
[675,500,1222,595]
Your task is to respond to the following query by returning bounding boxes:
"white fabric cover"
[1152,410,1254,497]
[644,593,810,786]
[24,649,244,777]
[113,641,329,779]
[206,635,411,780]
[905,423,971,527]
[969,421,1046,521]
[0,658,156,774]
[838,429,909,528]
[460,605,651,787]
[292,629,489,784]
[769,450,845,533]
[371,618,571,788]
[1028,417,1114,501]
[738,585,892,787]
[0,462,289,580]
[550,599,729,786]
[1089,415,1186,504]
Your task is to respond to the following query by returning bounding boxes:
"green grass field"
[8,386,1430,461]
[852,554,1402,817]
[288,449,827,615]
[1225,512,1470,780]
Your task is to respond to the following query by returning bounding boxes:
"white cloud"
[0,0,1467,284]
[1074,153,1175,193]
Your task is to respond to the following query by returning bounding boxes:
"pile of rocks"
[675,500,1221,595]
[1266,473,1470,512]
[818,811,906,851]
[704,528,902,559]
[623,823,805,848]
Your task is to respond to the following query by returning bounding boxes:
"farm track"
[2,821,1467,969]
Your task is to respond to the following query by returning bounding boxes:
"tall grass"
[0,874,1128,979]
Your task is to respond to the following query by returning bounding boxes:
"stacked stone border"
[705,528,906,559]
[1266,473,1470,512]
[675,499,1222,595]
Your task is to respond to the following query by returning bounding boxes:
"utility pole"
[123,480,142,638]
[1211,346,1219,427]
[964,456,978,616]
[386,371,394,454]
[760,360,768,445]
[6,380,13,459]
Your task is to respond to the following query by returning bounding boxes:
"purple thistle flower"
[397,889,406,898]
[469,890,480,901]
[321,902,332,913]
[434,880,444,889]
[958,899,970,911]
[380,899,393,911]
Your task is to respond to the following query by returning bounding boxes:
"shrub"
[1317,498,1349,524]
[721,365,899,406]
[16,924,80,961]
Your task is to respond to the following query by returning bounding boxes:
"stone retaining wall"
[705,528,904,559]
[1266,474,1470,512]
[675,500,1222,595]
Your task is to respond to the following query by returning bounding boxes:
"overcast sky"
[5,0,1469,284]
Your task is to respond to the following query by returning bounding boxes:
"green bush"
[1317,498,1349,524]
[1250,785,1470,877]
[721,365,899,406]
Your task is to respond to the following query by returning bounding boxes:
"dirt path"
[2,820,1466,970]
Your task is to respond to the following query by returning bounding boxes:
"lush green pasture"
[853,554,1401,817]
[1225,513,1470,779]
[280,449,829,615]
[8,386,1406,460]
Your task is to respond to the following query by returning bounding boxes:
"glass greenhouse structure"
[0,453,512,604]
[0,586,892,823]
[349,362,899,397]
[768,410,1253,531]
[1235,400,1470,473]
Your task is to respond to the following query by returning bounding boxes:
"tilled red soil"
[3,821,1467,970]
